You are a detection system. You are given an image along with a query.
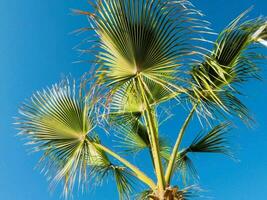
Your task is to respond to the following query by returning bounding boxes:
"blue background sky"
[0,0,267,199]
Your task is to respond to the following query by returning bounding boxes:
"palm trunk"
[149,186,184,200]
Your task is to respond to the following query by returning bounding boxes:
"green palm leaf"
[190,10,267,121]
[113,167,134,200]
[107,80,172,158]
[17,81,95,197]
[252,20,267,46]
[86,136,135,200]
[173,123,232,184]
[16,80,134,198]
[109,81,145,115]
[187,123,232,155]
[109,78,178,116]
[176,154,199,185]
[111,113,170,161]
[78,0,209,103]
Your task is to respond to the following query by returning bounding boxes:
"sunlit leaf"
[172,123,232,184]
[78,0,210,104]
[16,80,96,197]
[187,123,232,156]
[190,10,267,122]
[16,80,135,199]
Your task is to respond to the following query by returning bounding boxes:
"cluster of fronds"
[16,0,267,199]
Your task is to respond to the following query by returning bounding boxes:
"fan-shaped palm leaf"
[172,123,232,185]
[109,78,178,116]
[16,81,97,197]
[114,117,170,158]
[16,80,137,198]
[79,0,208,102]
[190,10,267,121]
[187,123,232,155]
[80,1,209,190]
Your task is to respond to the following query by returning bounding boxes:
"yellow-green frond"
[190,10,267,122]
[16,80,139,199]
[79,0,210,105]
[16,80,96,197]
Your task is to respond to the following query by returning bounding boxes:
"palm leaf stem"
[165,103,198,185]
[92,142,156,189]
[148,148,156,170]
[137,75,166,193]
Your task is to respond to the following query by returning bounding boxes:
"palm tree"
[16,0,267,199]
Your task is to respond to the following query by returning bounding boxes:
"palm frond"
[113,167,134,200]
[87,136,136,200]
[172,123,232,184]
[175,153,199,185]
[112,113,170,161]
[16,80,96,197]
[187,122,232,156]
[79,0,209,104]
[109,78,179,115]
[106,78,179,140]
[16,80,135,199]
[108,81,145,115]
[107,80,171,157]
[88,144,136,200]
[190,10,267,122]
[114,118,149,153]
[252,21,267,46]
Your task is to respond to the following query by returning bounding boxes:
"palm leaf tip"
[16,80,98,198]
[113,167,134,200]
[179,185,203,200]
[176,154,199,185]
[252,21,267,46]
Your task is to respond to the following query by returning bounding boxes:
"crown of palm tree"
[16,1,267,199]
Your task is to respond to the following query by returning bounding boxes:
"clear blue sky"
[0,0,266,199]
